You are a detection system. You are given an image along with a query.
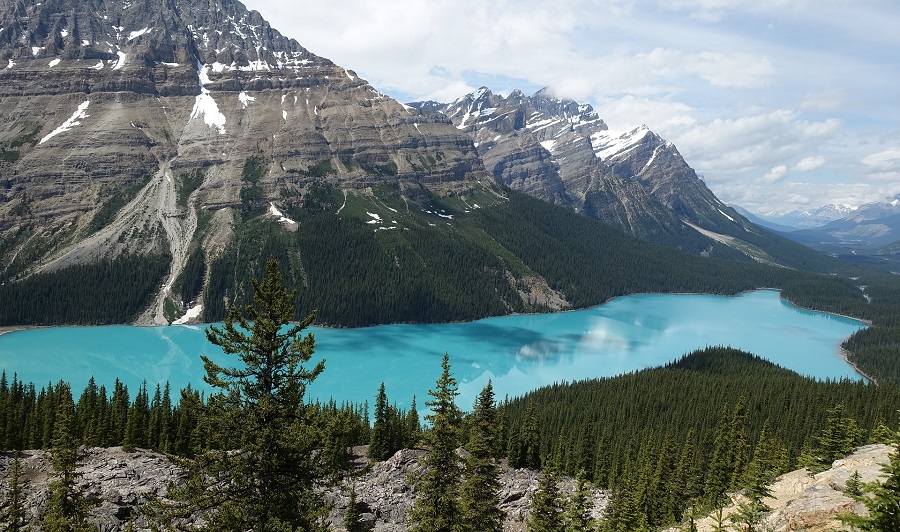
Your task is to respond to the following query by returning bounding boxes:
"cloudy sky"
[246,0,900,215]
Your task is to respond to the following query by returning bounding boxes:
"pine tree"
[407,353,462,532]
[459,380,503,532]
[1,451,29,532]
[509,402,541,470]
[148,384,163,450]
[159,257,329,531]
[528,469,564,532]
[405,396,421,448]
[40,384,94,532]
[804,404,862,473]
[845,470,863,497]
[840,442,900,531]
[369,382,391,462]
[704,404,735,508]
[343,484,362,532]
[563,469,594,532]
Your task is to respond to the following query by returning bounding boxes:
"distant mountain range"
[739,196,900,271]
[756,204,856,230]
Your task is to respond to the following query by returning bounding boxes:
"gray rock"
[1,445,607,531]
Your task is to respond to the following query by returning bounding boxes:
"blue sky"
[247,0,900,215]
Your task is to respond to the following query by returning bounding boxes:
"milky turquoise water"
[0,290,866,409]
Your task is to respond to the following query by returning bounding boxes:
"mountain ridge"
[411,87,846,271]
[0,0,861,329]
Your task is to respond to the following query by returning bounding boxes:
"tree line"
[498,346,900,530]
[2,259,899,531]
[2,183,900,385]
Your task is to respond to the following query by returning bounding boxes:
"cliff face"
[416,87,755,251]
[0,0,490,323]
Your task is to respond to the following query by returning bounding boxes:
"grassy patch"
[177,170,204,208]
[163,297,179,323]
[307,159,336,178]
[9,125,40,148]
[240,155,266,209]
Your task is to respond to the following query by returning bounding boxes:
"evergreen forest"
[1,258,899,530]
[2,184,900,384]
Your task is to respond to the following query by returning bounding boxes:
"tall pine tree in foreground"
[1,451,29,532]
[159,257,328,531]
[528,468,564,532]
[40,383,94,532]
[459,380,503,531]
[407,353,462,532]
[369,382,391,462]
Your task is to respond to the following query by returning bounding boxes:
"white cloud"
[669,109,840,176]
[682,52,775,88]
[795,156,826,172]
[862,148,900,170]
[762,165,788,184]
[246,0,900,213]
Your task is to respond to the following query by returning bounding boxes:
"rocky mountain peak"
[431,86,753,253]
[0,0,491,325]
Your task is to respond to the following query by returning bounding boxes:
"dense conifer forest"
[3,184,900,384]
[499,347,900,530]
[1,259,898,530]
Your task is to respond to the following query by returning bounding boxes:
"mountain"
[811,197,900,247]
[411,87,844,269]
[759,204,855,230]
[731,204,800,233]
[0,0,496,324]
[0,0,855,328]
[769,197,900,271]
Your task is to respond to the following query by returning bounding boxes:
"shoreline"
[839,347,877,384]
[0,325,46,337]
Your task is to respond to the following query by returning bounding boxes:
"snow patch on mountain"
[127,27,151,41]
[590,126,650,161]
[190,93,226,134]
[238,91,255,109]
[40,101,90,145]
[172,304,202,325]
[268,203,297,225]
[112,51,127,70]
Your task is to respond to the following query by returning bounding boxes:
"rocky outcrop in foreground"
[0,446,607,531]
[4,444,890,531]
[678,444,893,532]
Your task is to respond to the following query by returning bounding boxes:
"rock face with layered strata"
[413,87,754,251]
[0,0,488,324]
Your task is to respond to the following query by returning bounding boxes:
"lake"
[0,290,867,410]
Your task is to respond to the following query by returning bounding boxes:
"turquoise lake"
[0,290,867,410]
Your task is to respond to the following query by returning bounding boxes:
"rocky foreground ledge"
[1,444,892,531]
[0,446,607,531]
[666,444,894,532]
